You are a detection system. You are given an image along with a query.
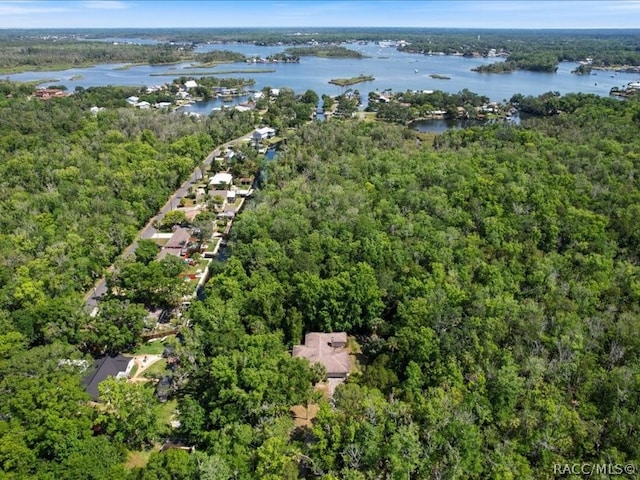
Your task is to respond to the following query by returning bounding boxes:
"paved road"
[85,132,254,314]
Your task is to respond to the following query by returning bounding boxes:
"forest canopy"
[2,71,640,478]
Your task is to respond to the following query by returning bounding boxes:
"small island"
[285,45,367,59]
[329,75,375,86]
[429,74,451,80]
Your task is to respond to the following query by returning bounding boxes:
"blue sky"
[0,1,639,29]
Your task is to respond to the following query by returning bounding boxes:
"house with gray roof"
[82,355,134,401]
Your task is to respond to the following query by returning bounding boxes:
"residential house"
[224,150,236,164]
[35,88,67,99]
[293,332,351,396]
[252,127,276,142]
[157,227,192,259]
[209,172,233,189]
[82,355,134,401]
[184,80,198,90]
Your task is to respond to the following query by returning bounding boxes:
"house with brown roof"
[293,332,351,395]
[35,88,67,99]
[157,227,192,259]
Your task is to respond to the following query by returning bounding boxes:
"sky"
[0,0,639,29]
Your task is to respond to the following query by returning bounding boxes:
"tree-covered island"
[328,74,375,86]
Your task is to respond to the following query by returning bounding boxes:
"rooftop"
[82,355,133,401]
[292,332,350,377]
[209,172,233,186]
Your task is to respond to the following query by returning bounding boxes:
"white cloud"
[0,1,72,16]
[83,1,128,9]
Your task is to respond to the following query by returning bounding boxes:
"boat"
[414,69,419,73]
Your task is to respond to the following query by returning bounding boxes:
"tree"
[135,239,160,265]
[83,299,147,354]
[98,378,159,448]
[135,449,196,480]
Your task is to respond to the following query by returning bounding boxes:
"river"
[6,41,638,114]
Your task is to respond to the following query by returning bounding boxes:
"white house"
[135,101,151,109]
[126,96,139,105]
[184,80,198,89]
[209,172,233,188]
[252,127,276,142]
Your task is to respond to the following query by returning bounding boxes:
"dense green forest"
[398,30,640,72]
[283,45,366,58]
[0,37,250,73]
[3,71,640,479]
[173,94,640,479]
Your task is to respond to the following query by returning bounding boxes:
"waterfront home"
[34,88,67,99]
[184,80,198,90]
[252,126,276,142]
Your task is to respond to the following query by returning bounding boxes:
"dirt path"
[128,354,163,382]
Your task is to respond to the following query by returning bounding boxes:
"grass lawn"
[142,358,168,379]
[131,337,175,356]
[124,448,155,470]
[183,259,210,277]
[157,399,179,434]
